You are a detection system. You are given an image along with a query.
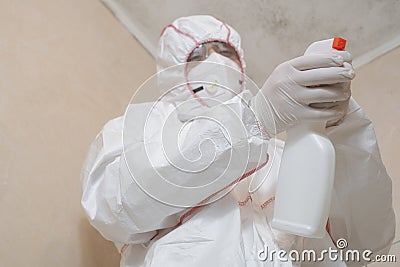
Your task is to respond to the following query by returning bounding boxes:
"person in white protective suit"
[81,15,395,266]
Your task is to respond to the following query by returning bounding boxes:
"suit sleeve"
[326,97,396,256]
[80,116,184,245]
[80,101,265,245]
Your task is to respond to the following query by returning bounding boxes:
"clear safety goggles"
[187,41,240,64]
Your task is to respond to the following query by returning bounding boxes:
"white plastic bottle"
[271,38,346,238]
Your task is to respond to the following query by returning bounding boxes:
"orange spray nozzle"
[332,37,346,50]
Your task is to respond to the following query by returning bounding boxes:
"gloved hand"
[252,50,355,135]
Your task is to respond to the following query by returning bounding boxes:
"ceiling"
[101,0,400,85]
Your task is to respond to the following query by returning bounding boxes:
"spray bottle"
[271,38,347,238]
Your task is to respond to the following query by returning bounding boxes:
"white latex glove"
[252,50,355,135]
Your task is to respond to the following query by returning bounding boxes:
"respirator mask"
[175,52,243,121]
[187,52,243,106]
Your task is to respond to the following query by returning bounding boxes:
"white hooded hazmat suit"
[81,15,395,267]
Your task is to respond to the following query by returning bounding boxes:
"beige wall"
[0,0,153,266]
[0,0,398,266]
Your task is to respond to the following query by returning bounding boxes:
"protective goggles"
[187,41,240,63]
